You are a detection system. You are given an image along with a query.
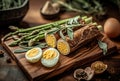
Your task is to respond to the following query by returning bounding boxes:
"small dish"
[40,1,60,20]
[0,0,29,27]
[91,61,108,74]
[40,9,60,20]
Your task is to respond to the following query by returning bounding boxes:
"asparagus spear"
[9,29,44,46]
[6,16,98,48]
[8,16,94,47]
[28,34,44,47]
[3,16,80,41]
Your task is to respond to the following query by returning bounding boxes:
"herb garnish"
[98,40,107,55]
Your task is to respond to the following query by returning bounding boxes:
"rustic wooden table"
[0,0,120,81]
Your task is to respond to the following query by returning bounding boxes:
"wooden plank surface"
[0,0,120,81]
[2,35,117,81]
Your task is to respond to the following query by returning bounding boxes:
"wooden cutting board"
[1,36,117,81]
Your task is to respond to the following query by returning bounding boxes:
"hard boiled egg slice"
[25,47,42,63]
[41,48,60,68]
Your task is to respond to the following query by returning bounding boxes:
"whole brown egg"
[104,18,120,38]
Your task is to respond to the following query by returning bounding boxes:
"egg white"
[25,47,42,63]
[41,48,60,68]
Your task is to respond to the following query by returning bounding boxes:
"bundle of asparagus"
[3,16,106,55]
[3,16,94,47]
[3,17,72,46]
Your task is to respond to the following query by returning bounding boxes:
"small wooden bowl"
[0,0,29,27]
[91,61,108,74]
[40,7,60,20]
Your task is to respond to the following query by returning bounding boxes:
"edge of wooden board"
[1,37,117,81]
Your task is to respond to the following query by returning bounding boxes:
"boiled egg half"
[41,48,60,68]
[25,47,42,63]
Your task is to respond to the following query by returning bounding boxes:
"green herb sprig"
[59,16,80,40]
[54,0,105,16]
[98,40,107,55]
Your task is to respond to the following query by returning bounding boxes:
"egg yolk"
[27,48,39,58]
[57,41,69,55]
[43,50,57,59]
[45,34,56,48]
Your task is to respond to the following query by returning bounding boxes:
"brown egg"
[104,18,120,38]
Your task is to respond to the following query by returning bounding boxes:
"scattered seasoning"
[0,50,4,57]
[6,56,12,63]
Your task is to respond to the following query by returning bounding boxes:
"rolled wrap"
[57,24,101,55]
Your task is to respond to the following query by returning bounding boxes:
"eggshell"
[104,18,120,38]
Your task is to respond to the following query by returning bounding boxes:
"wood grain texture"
[0,0,120,81]
[1,35,117,81]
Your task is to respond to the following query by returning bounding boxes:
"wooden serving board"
[2,36,117,81]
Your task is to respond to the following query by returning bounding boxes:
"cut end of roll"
[45,34,57,48]
[57,39,70,55]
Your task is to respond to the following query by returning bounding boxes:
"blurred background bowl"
[0,0,29,27]
[40,9,60,20]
